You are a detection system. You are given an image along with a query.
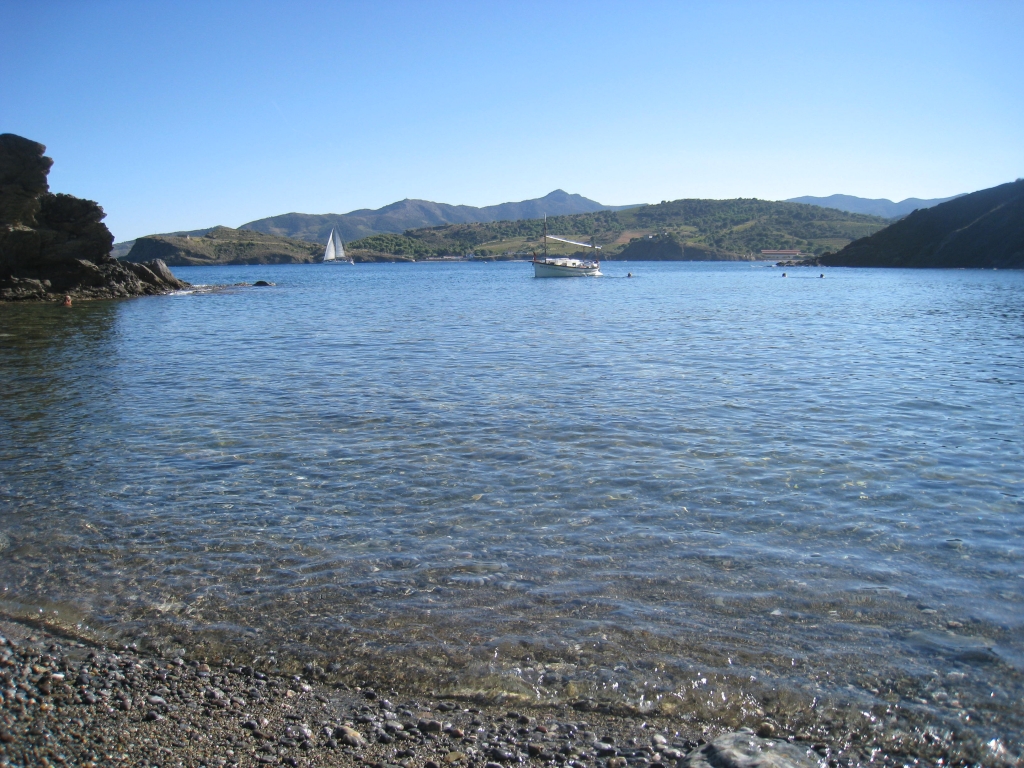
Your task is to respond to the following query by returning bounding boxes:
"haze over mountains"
[785,193,963,218]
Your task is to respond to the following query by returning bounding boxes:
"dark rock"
[253,280,274,287]
[0,133,188,301]
[0,134,51,226]
[418,718,443,733]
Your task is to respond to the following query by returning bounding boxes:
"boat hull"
[532,261,602,278]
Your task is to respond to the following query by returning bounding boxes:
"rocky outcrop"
[817,179,1024,269]
[0,133,188,301]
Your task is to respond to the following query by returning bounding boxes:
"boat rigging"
[531,216,602,277]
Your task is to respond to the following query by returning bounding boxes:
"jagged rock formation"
[816,179,1024,268]
[0,133,187,301]
[124,226,324,266]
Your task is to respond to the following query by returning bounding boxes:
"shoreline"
[0,614,997,768]
[0,614,730,767]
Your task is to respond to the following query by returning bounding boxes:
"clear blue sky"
[2,0,1022,241]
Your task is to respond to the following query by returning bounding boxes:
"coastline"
[0,613,998,768]
[0,613,777,768]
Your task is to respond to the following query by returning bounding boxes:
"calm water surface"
[1,262,1022,757]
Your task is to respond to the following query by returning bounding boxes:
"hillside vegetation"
[123,226,324,266]
[238,190,638,244]
[816,180,1024,268]
[348,198,890,260]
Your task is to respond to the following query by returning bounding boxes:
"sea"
[1,261,1022,761]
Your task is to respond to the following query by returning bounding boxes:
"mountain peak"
[786,193,963,218]
[237,191,639,244]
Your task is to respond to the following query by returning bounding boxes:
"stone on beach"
[682,732,823,768]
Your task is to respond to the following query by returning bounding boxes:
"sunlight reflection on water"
[1,261,1022,751]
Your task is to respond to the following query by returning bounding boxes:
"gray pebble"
[681,733,821,768]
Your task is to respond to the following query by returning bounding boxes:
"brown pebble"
[335,724,366,746]
[756,722,775,738]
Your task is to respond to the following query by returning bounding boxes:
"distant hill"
[786,193,962,219]
[112,226,216,260]
[122,226,324,266]
[348,198,891,261]
[237,189,641,244]
[816,180,1024,269]
[112,190,640,257]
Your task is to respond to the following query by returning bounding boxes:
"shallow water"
[1,262,1022,759]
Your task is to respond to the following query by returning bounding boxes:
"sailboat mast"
[543,215,548,260]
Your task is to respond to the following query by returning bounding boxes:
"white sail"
[334,230,349,263]
[545,234,602,249]
[323,228,337,262]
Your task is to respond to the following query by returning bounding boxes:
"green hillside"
[348,199,890,260]
[817,179,1024,268]
[123,226,324,266]
[238,190,639,243]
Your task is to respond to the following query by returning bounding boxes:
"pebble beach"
[5,614,1009,768]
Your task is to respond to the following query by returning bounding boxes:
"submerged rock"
[0,133,188,301]
[682,732,823,768]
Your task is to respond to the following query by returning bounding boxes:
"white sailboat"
[323,228,352,264]
[532,216,601,277]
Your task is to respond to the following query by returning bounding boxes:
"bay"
[1,261,1022,753]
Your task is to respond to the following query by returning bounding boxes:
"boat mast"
[591,221,597,264]
[543,215,548,260]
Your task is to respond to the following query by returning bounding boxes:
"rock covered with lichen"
[0,133,188,301]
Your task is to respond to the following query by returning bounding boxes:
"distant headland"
[780,180,1024,269]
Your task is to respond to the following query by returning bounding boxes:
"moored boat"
[532,216,602,277]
